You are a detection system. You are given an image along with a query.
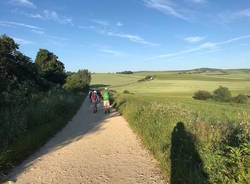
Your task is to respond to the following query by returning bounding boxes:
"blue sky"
[0,0,250,72]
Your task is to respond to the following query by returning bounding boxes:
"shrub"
[233,94,248,104]
[0,90,84,177]
[123,90,130,94]
[138,75,154,82]
[213,86,232,102]
[116,71,133,74]
[63,69,91,92]
[193,90,212,100]
[145,75,153,80]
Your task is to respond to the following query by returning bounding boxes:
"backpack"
[92,93,97,101]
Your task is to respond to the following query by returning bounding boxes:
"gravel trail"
[6,98,165,184]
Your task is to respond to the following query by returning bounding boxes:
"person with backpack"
[91,90,98,113]
[103,88,110,114]
[88,90,93,103]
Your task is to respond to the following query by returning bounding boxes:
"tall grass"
[0,89,85,178]
[113,93,250,184]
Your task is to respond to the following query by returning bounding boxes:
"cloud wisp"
[28,10,72,25]
[78,19,157,46]
[107,31,158,46]
[148,34,250,60]
[188,0,206,4]
[143,0,187,20]
[218,8,250,23]
[116,22,123,27]
[30,29,45,35]
[92,19,109,26]
[12,36,33,45]
[99,48,123,56]
[185,36,205,43]
[0,21,42,30]
[9,0,36,9]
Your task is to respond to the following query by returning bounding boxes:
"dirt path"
[6,98,165,184]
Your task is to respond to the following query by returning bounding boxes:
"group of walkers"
[89,88,110,114]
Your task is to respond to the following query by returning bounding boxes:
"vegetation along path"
[6,98,165,184]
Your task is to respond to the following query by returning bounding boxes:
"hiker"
[97,90,102,100]
[103,88,110,114]
[91,90,98,113]
[88,90,93,103]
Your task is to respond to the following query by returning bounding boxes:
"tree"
[63,69,91,92]
[35,49,66,85]
[0,34,39,93]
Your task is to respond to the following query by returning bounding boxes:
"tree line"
[0,34,91,98]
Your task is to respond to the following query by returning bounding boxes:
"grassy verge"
[112,93,250,184]
[0,90,85,180]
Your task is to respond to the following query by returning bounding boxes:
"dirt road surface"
[6,98,165,184]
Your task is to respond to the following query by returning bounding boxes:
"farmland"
[91,69,250,184]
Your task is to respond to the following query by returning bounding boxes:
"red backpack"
[92,92,97,101]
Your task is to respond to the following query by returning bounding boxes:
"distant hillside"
[179,68,227,74]
[135,68,250,74]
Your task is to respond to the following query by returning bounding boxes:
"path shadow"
[170,122,209,184]
[7,98,119,182]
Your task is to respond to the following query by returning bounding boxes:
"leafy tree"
[0,34,39,93]
[35,49,66,85]
[63,69,91,92]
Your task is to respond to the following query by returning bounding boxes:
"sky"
[0,0,250,72]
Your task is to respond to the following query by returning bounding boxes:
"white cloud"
[185,36,205,43]
[43,10,72,24]
[0,21,42,30]
[31,29,44,35]
[234,9,250,18]
[116,22,123,27]
[78,25,95,29]
[107,31,158,46]
[148,35,250,60]
[189,0,206,3]
[143,0,186,20]
[12,37,33,45]
[99,49,122,56]
[218,9,250,23]
[29,13,43,19]
[92,19,109,26]
[28,10,72,25]
[199,42,217,49]
[9,0,36,8]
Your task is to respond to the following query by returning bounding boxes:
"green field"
[91,69,250,184]
[92,69,250,96]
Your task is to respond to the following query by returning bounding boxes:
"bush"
[193,90,212,100]
[123,90,130,94]
[0,90,85,177]
[213,86,232,102]
[138,75,154,82]
[116,71,133,74]
[233,94,248,104]
[63,69,91,92]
